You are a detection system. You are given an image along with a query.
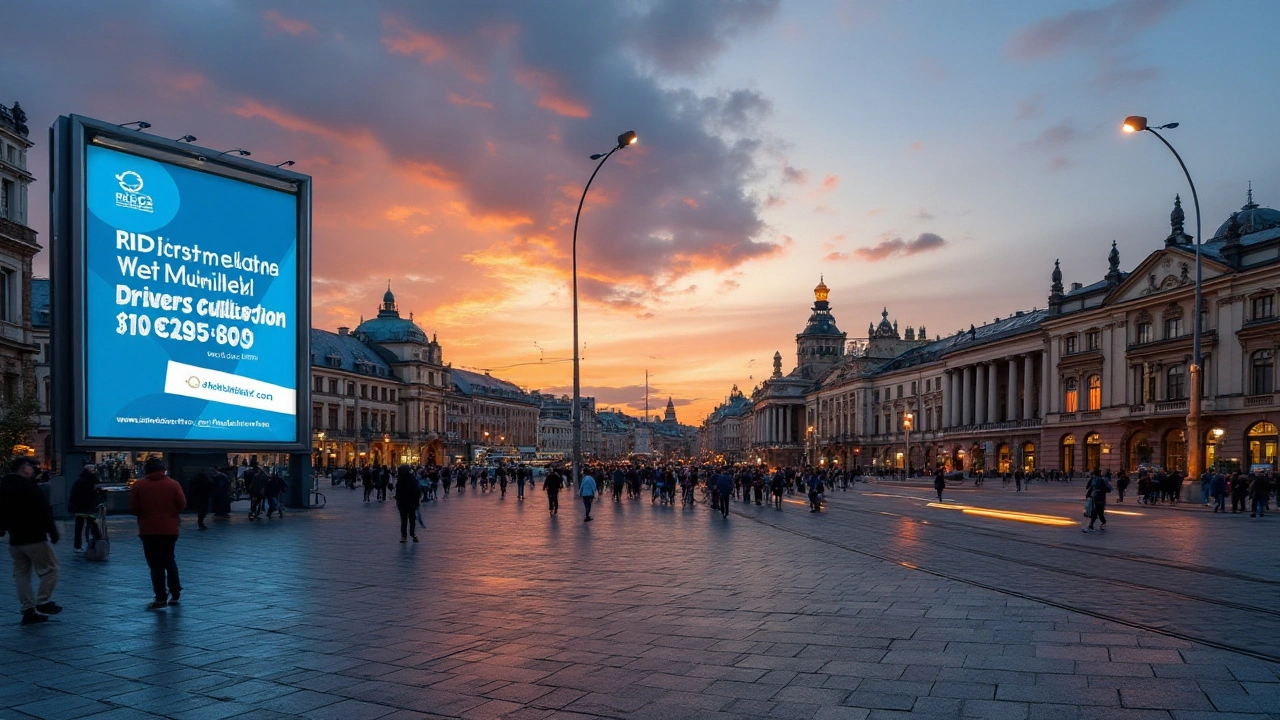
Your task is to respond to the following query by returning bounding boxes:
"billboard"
[51,115,311,451]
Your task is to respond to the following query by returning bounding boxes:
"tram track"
[834,492,1280,586]
[734,503,1280,666]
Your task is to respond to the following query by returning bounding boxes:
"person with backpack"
[129,457,186,609]
[0,456,63,624]
[809,474,825,513]
[1083,471,1112,533]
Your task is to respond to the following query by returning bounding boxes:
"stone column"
[784,407,791,444]
[1007,356,1020,422]
[943,371,954,428]
[953,371,963,427]
[987,362,999,424]
[961,366,973,426]
[975,363,987,425]
[1023,354,1036,420]
[1040,352,1050,417]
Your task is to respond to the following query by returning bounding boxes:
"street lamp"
[903,411,914,479]
[1122,115,1203,484]
[571,130,638,489]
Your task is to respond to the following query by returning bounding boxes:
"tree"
[0,392,40,468]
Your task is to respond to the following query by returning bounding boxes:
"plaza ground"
[1,476,1278,720]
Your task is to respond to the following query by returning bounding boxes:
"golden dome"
[814,275,829,302]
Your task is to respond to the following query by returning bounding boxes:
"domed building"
[795,276,846,378]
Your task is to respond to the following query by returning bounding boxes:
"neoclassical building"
[708,188,1280,477]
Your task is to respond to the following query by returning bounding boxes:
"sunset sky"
[6,0,1280,423]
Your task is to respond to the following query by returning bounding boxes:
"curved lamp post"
[572,130,638,487]
[1122,116,1203,483]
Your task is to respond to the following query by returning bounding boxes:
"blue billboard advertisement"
[82,143,300,444]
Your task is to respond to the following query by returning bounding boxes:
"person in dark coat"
[0,456,63,623]
[394,464,420,543]
[934,470,946,502]
[715,472,734,518]
[543,469,564,517]
[68,464,104,551]
[211,468,232,517]
[188,470,212,530]
[263,472,287,519]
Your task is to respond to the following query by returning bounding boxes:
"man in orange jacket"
[129,457,187,610]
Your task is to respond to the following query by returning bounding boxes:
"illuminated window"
[1087,374,1101,411]
[1064,377,1079,413]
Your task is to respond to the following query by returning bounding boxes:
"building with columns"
[710,188,1280,477]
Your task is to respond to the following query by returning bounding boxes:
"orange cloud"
[820,174,840,191]
[448,93,495,110]
[515,67,591,118]
[382,24,448,64]
[385,206,429,222]
[263,10,316,36]
[396,160,461,191]
[233,98,376,148]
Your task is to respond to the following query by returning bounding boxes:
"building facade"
[0,101,40,455]
[708,190,1280,477]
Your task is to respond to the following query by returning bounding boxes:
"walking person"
[808,474,825,513]
[1249,472,1271,518]
[211,467,232,517]
[1210,472,1228,513]
[362,467,374,503]
[0,456,62,624]
[1083,471,1112,533]
[1116,470,1129,503]
[517,466,527,500]
[394,465,420,543]
[188,469,212,530]
[263,472,287,519]
[934,470,946,502]
[580,471,597,522]
[543,468,563,516]
[245,462,266,520]
[129,457,186,609]
[715,471,734,518]
[68,463,104,550]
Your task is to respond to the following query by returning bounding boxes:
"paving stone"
[4,487,1279,720]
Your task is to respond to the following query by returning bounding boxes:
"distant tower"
[664,397,676,424]
[795,276,846,375]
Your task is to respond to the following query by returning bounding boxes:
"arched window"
[1084,432,1102,473]
[1087,374,1101,411]
[997,443,1011,473]
[1128,432,1152,471]
[1166,365,1186,400]
[1248,422,1278,468]
[1064,377,1079,413]
[1251,350,1274,395]
[1022,442,1036,472]
[1060,434,1075,474]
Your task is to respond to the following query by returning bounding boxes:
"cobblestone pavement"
[1,478,1278,720]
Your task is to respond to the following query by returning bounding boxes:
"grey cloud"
[1,1,787,305]
[852,233,947,262]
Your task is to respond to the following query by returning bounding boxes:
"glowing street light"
[1121,115,1203,485]
[572,130,638,489]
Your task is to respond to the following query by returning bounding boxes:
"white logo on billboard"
[116,171,144,193]
[114,170,153,213]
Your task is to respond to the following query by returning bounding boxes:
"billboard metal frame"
[50,114,312,452]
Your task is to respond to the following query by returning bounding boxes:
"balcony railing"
[1154,399,1188,413]
[1245,394,1276,407]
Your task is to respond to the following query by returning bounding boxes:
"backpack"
[84,505,110,562]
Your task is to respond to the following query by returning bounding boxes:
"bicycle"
[310,476,327,508]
